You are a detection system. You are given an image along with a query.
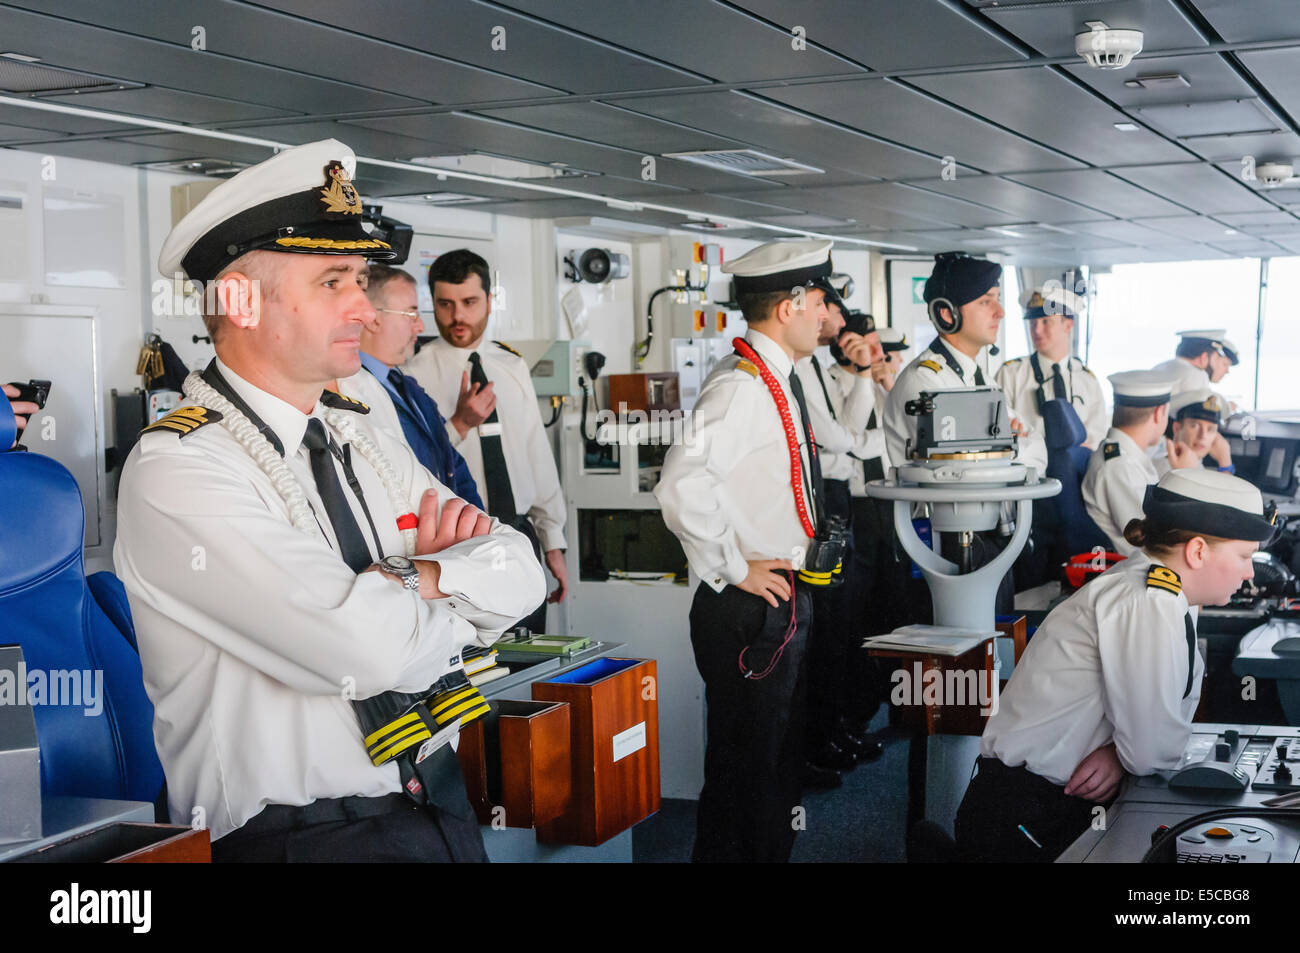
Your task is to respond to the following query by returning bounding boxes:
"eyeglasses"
[376,308,421,319]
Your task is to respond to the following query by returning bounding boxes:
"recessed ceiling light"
[1224,228,1238,235]
[1129,72,1191,90]
[1114,122,1140,132]
[0,52,41,62]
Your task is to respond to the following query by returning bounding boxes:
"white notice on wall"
[611,721,647,763]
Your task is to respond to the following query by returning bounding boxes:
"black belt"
[235,793,412,835]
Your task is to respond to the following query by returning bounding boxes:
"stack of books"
[463,647,510,687]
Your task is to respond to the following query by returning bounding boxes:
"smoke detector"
[1256,162,1297,187]
[1075,21,1143,70]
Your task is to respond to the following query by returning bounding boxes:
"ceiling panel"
[1208,238,1287,255]
[473,102,742,155]
[17,137,209,166]
[780,186,962,231]
[223,120,472,163]
[1213,210,1300,226]
[6,0,560,106]
[345,112,788,194]
[493,0,861,82]
[42,86,296,124]
[0,7,422,115]
[731,0,1025,71]
[1006,169,1188,217]
[909,67,1190,167]
[1067,219,1174,244]
[620,190,808,219]
[1238,48,1300,130]
[1132,214,1244,241]
[245,0,706,94]
[761,78,1083,174]
[1060,55,1254,110]
[1114,162,1276,212]
[120,133,279,165]
[1182,129,1300,163]
[623,90,931,181]
[795,181,1025,229]
[1134,98,1280,137]
[1191,0,1300,43]
[979,0,1207,57]
[0,102,157,137]
[902,175,1111,224]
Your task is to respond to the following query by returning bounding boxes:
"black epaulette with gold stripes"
[141,406,222,438]
[320,390,370,413]
[1103,441,1120,460]
[493,340,523,359]
[1147,565,1182,596]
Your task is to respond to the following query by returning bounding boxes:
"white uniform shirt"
[795,355,886,482]
[338,366,404,440]
[829,363,892,498]
[1082,427,1158,556]
[403,337,566,551]
[884,342,1048,473]
[994,353,1108,449]
[114,359,545,840]
[981,554,1203,784]
[655,327,815,592]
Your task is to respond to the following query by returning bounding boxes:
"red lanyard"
[732,337,817,539]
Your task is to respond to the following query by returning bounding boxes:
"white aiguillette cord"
[182,371,418,557]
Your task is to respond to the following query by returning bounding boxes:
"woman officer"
[955,468,1275,862]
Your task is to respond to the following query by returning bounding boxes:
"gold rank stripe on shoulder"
[1103,441,1120,460]
[141,405,222,437]
[1082,363,1096,376]
[493,340,523,358]
[319,390,370,413]
[272,236,391,251]
[1147,565,1183,596]
[735,358,759,377]
[919,359,942,373]
[1003,356,1023,364]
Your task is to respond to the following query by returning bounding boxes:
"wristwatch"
[380,555,421,592]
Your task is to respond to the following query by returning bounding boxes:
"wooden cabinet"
[457,699,572,828]
[533,657,660,846]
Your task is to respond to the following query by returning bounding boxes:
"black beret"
[923,252,1002,310]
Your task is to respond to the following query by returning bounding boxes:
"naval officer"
[656,238,841,863]
[956,469,1273,862]
[796,300,886,780]
[1150,328,1238,395]
[403,249,567,634]
[995,288,1107,449]
[1155,389,1232,478]
[883,252,1046,472]
[1082,371,1197,556]
[114,140,545,861]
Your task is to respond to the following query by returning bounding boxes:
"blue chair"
[1041,399,1112,567]
[0,397,164,804]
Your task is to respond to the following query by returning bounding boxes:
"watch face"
[383,556,414,572]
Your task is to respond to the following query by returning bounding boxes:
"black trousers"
[211,792,489,863]
[954,757,1096,863]
[807,479,856,747]
[689,580,812,863]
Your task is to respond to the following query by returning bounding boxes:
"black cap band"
[732,259,832,296]
[1114,392,1171,408]
[1142,485,1277,542]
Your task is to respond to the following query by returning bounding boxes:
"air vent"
[663,149,824,178]
[143,158,250,178]
[0,58,126,94]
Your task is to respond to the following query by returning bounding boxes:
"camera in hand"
[7,379,51,447]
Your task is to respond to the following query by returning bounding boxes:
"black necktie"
[387,367,414,414]
[302,418,372,572]
[974,364,986,386]
[787,370,824,524]
[810,359,838,421]
[467,352,517,522]
[1052,362,1068,402]
[862,408,885,482]
[1183,612,1198,700]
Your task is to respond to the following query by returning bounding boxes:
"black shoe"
[802,761,843,789]
[810,739,858,771]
